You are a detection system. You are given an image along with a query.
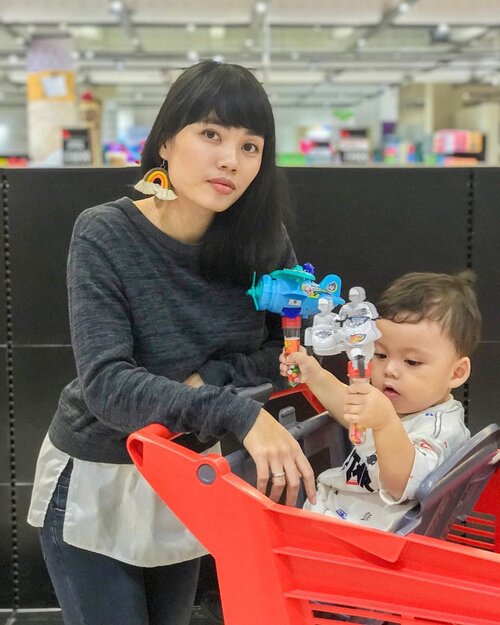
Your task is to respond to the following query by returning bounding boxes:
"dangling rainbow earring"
[134,160,177,200]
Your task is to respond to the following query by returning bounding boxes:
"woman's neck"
[134,197,213,244]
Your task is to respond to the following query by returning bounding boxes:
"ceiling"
[2,0,500,109]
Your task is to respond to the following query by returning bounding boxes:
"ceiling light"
[431,23,450,43]
[244,38,254,48]
[398,2,410,13]
[109,1,125,14]
[213,54,225,63]
[290,51,300,61]
[84,50,95,60]
[209,26,226,39]
[255,2,268,15]
[332,27,354,39]
[186,23,197,33]
[70,26,102,40]
[187,50,199,63]
[357,38,367,48]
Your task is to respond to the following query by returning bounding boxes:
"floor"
[0,606,217,624]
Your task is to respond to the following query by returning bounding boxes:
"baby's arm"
[279,349,349,428]
[344,383,415,500]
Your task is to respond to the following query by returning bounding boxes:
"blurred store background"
[1,0,500,167]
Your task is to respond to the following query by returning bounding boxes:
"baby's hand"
[279,348,294,379]
[344,383,398,431]
[279,347,322,385]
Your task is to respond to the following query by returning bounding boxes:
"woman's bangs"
[188,76,272,138]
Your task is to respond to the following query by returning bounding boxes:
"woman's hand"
[242,408,316,507]
[183,372,205,388]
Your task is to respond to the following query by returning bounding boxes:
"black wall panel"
[285,167,471,301]
[0,484,13,608]
[0,349,9,483]
[13,347,75,607]
[467,342,500,433]
[2,167,139,610]
[1,172,13,608]
[0,171,7,344]
[7,167,139,345]
[13,347,76,483]
[472,169,500,341]
[0,166,498,611]
[461,169,499,432]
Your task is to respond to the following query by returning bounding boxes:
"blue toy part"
[300,274,344,317]
[302,262,315,276]
[246,265,345,318]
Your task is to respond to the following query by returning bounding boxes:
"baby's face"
[370,318,465,416]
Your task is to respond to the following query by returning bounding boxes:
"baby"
[280,271,481,531]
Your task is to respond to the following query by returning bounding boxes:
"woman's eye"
[242,142,259,153]
[405,359,421,367]
[374,352,387,359]
[203,129,219,140]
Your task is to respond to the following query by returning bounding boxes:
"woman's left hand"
[243,408,316,507]
[183,372,205,388]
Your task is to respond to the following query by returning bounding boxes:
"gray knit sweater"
[48,197,295,463]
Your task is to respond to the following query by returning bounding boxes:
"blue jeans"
[39,460,200,625]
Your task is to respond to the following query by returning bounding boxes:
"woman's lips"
[208,178,235,195]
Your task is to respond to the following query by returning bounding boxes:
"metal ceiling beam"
[343,0,423,54]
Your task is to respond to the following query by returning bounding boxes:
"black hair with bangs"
[140,60,291,286]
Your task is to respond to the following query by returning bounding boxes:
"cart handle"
[127,423,241,492]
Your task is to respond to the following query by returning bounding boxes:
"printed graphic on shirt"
[343,449,375,492]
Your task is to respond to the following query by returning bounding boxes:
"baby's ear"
[450,356,471,388]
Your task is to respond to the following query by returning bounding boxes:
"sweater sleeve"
[67,231,261,443]
[198,231,297,390]
[198,310,286,389]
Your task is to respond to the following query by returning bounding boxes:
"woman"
[28,61,315,625]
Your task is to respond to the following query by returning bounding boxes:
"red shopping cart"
[127,403,500,625]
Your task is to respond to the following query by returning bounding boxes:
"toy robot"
[305,286,381,444]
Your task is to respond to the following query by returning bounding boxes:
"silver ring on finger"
[270,471,286,479]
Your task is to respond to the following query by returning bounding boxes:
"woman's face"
[160,119,264,216]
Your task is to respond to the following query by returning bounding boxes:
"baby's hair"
[377,270,481,356]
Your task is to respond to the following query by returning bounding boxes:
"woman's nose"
[217,145,238,171]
